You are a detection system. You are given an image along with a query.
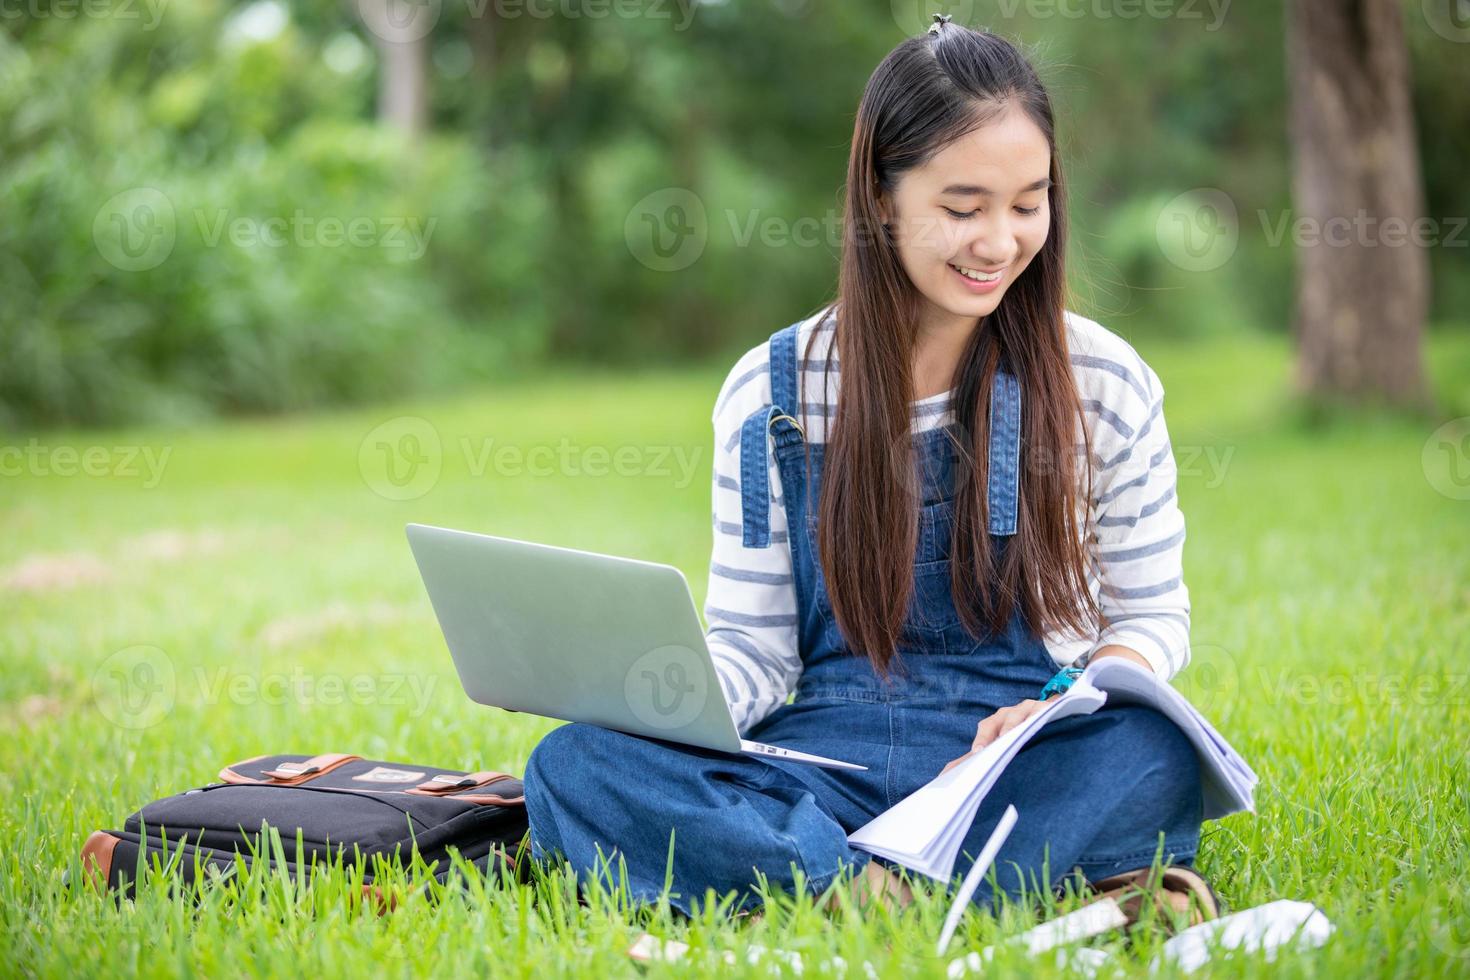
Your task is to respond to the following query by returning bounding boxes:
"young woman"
[522,18,1204,919]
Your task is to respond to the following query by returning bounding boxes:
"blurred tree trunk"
[1286,0,1430,407]
[360,0,430,135]
[668,99,716,358]
[467,6,497,149]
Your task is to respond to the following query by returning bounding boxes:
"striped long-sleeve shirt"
[704,308,1192,736]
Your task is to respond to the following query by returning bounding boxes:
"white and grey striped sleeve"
[1085,362,1192,681]
[703,355,804,737]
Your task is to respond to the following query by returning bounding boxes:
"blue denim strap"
[987,369,1021,536]
[738,324,803,548]
[738,325,1020,543]
[769,323,799,417]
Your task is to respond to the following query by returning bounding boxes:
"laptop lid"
[406,523,742,753]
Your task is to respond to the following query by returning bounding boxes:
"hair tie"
[928,13,953,34]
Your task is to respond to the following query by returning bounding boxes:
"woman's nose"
[964,219,1017,266]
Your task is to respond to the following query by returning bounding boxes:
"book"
[846,656,1259,881]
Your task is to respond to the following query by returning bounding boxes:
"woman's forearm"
[1087,644,1154,672]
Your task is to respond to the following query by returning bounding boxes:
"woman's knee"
[529,721,602,766]
[1097,705,1205,836]
[1102,705,1199,778]
[525,722,625,795]
[524,723,637,859]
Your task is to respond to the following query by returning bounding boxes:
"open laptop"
[405,523,865,771]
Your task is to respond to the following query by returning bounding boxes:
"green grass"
[3,329,1469,977]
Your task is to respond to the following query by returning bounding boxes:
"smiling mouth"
[949,263,1005,283]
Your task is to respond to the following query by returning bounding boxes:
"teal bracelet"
[1040,666,1084,701]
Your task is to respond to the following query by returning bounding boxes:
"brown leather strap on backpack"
[260,753,359,782]
[219,753,362,785]
[80,831,120,893]
[408,771,514,795]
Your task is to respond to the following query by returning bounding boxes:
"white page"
[1082,658,1258,819]
[848,683,1106,879]
[847,684,1102,873]
[849,657,1258,881]
[1157,900,1334,973]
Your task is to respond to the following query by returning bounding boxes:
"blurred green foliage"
[1,0,1465,428]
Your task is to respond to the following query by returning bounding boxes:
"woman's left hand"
[939,695,1055,775]
[938,648,1154,776]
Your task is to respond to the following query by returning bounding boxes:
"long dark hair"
[802,22,1099,679]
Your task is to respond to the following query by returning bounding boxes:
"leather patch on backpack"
[351,766,427,783]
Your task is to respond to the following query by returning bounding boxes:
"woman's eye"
[944,205,1043,219]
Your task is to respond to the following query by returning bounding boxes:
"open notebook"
[847,656,1259,881]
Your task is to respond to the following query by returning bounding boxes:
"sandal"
[1082,865,1223,935]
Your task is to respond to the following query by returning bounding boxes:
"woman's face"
[878,104,1052,329]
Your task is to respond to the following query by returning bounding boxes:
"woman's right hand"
[939,694,1057,775]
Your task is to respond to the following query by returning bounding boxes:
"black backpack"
[77,752,531,906]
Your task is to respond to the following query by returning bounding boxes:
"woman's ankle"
[826,860,913,914]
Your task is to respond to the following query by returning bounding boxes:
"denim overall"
[523,323,1204,917]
